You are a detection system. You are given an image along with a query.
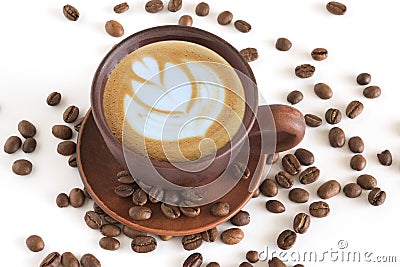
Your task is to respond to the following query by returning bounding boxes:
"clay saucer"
[77,109,267,236]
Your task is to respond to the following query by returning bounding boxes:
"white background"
[1,0,399,266]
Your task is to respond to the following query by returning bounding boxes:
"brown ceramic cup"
[91,25,305,188]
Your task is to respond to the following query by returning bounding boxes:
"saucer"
[77,109,267,236]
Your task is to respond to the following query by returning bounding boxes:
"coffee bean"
[343,183,362,198]
[304,113,322,127]
[293,265,304,267]
[357,174,377,190]
[46,92,61,106]
[63,5,79,21]
[56,193,69,207]
[363,86,381,99]
[57,141,76,156]
[145,0,164,13]
[357,73,371,85]
[114,2,129,13]
[210,201,230,217]
[309,201,330,218]
[350,154,366,171]
[114,184,135,198]
[314,83,333,99]
[68,154,77,168]
[4,136,22,154]
[202,227,218,242]
[93,202,105,215]
[178,15,193,26]
[325,108,342,124]
[159,235,173,241]
[61,252,79,267]
[85,211,103,229]
[240,48,258,62]
[129,206,152,220]
[73,117,84,132]
[326,1,347,15]
[101,224,121,237]
[69,188,85,208]
[221,228,244,245]
[168,0,182,12]
[105,20,124,38]
[299,166,320,184]
[368,187,386,206]
[277,229,296,250]
[239,262,253,267]
[245,250,259,263]
[268,257,286,267]
[181,188,204,202]
[217,11,233,25]
[149,186,164,203]
[130,189,147,206]
[183,253,203,267]
[266,200,285,213]
[275,37,292,51]
[18,120,36,138]
[293,213,310,234]
[286,90,303,105]
[80,254,101,267]
[234,20,251,33]
[122,225,144,239]
[275,171,294,189]
[317,180,341,199]
[260,179,278,197]
[266,153,280,164]
[295,64,315,79]
[161,203,181,219]
[229,162,250,180]
[282,154,301,175]
[206,262,220,267]
[348,136,364,153]
[182,234,203,250]
[346,100,364,119]
[294,148,314,166]
[311,48,328,61]
[329,127,345,147]
[230,210,250,226]
[104,214,118,225]
[12,159,32,176]
[179,201,201,217]
[63,105,79,123]
[116,170,135,184]
[288,188,309,203]
[195,2,209,16]
[40,252,61,267]
[252,188,260,199]
[377,150,392,166]
[99,237,120,251]
[52,125,73,140]
[131,235,157,253]
[83,187,92,199]
[26,235,44,252]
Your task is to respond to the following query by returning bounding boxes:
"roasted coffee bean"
[69,188,85,208]
[287,90,303,105]
[181,189,203,202]
[122,225,144,239]
[294,148,314,166]
[239,263,253,267]
[309,201,330,218]
[293,265,304,267]
[114,184,135,198]
[168,0,182,12]
[131,235,157,253]
[357,174,377,190]
[178,15,193,26]
[325,108,342,124]
[346,100,364,119]
[145,0,164,13]
[252,188,260,198]
[61,252,79,267]
[116,170,134,184]
[363,86,381,99]
[266,200,285,213]
[368,187,386,206]
[46,92,61,106]
[295,64,315,79]
[182,234,203,250]
[293,213,310,234]
[377,150,392,166]
[343,183,362,198]
[80,254,101,267]
[275,37,292,51]
[229,162,250,180]
[52,125,73,140]
[304,113,322,127]
[26,235,44,252]
[266,153,280,164]
[282,154,301,175]
[234,20,251,33]
[210,202,230,217]
[63,106,79,123]
[179,201,201,217]
[4,136,22,154]
[183,253,203,267]
[161,203,181,219]
[246,250,259,263]
[240,48,258,62]
[348,136,364,153]
[101,224,121,237]
[83,187,92,199]
[68,154,77,168]
[317,180,341,199]
[159,235,173,241]
[221,228,244,245]
[105,20,124,37]
[326,1,347,15]
[114,2,129,13]
[202,227,218,242]
[93,202,105,215]
[129,206,152,220]
[57,141,76,156]
[206,262,220,267]
[275,171,294,189]
[277,229,296,250]
[164,190,180,204]
[288,188,309,203]
[149,186,164,203]
[85,211,103,229]
[260,179,278,197]
[230,210,250,226]
[314,83,333,99]
[195,2,209,16]
[268,257,286,267]
[350,154,366,171]
[63,5,79,21]
[56,193,69,207]
[299,166,320,184]
[311,48,328,61]
[73,117,83,132]
[12,159,32,176]
[99,237,120,251]
[40,252,61,267]
[18,120,36,138]
[357,73,371,85]
[217,11,233,25]
[329,127,345,147]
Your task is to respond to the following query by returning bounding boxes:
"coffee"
[103,41,246,162]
